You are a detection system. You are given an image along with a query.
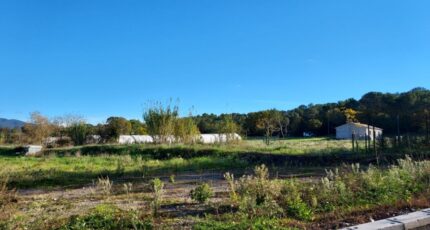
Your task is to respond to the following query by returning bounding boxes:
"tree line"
[0,87,429,145]
[194,87,430,139]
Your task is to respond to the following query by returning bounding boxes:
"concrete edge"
[341,208,430,230]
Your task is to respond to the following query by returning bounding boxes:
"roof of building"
[335,122,383,130]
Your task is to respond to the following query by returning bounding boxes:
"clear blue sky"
[1,1,429,124]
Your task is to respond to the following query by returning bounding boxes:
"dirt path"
[12,167,326,229]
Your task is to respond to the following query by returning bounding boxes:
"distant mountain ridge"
[0,118,26,129]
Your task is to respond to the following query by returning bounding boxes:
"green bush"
[190,183,213,203]
[281,180,314,221]
[169,174,175,183]
[150,178,164,217]
[286,198,313,221]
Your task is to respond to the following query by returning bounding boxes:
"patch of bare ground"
[9,171,229,226]
[8,168,361,228]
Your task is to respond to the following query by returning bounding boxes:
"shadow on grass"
[0,146,25,156]
[7,157,248,189]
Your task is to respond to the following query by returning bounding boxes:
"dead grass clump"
[97,176,113,196]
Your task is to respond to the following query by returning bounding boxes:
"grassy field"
[1,138,430,229]
[239,137,354,154]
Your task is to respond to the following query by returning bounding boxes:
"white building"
[335,122,383,140]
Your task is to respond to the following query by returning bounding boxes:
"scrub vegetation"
[197,157,430,229]
[1,138,430,229]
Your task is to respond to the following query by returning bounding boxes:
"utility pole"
[327,116,330,136]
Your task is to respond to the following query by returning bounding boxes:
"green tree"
[257,110,279,145]
[129,119,147,135]
[105,117,132,141]
[143,101,178,144]
[175,116,200,144]
[68,122,89,146]
[218,114,240,143]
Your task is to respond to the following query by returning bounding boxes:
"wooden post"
[356,138,359,152]
[426,112,429,145]
[366,134,369,153]
[367,123,371,152]
[373,125,378,165]
[352,133,355,152]
[397,114,400,147]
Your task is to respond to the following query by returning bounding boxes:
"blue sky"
[1,1,429,124]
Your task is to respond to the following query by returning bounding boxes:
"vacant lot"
[1,138,429,229]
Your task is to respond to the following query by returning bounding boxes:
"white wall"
[336,124,382,140]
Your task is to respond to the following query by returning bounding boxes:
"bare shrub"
[224,172,238,203]
[97,176,113,196]
[236,165,283,217]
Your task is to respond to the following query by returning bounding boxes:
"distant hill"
[0,118,25,129]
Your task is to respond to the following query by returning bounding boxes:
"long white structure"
[199,133,242,144]
[117,133,242,144]
[152,135,176,144]
[118,135,154,144]
[24,145,43,156]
